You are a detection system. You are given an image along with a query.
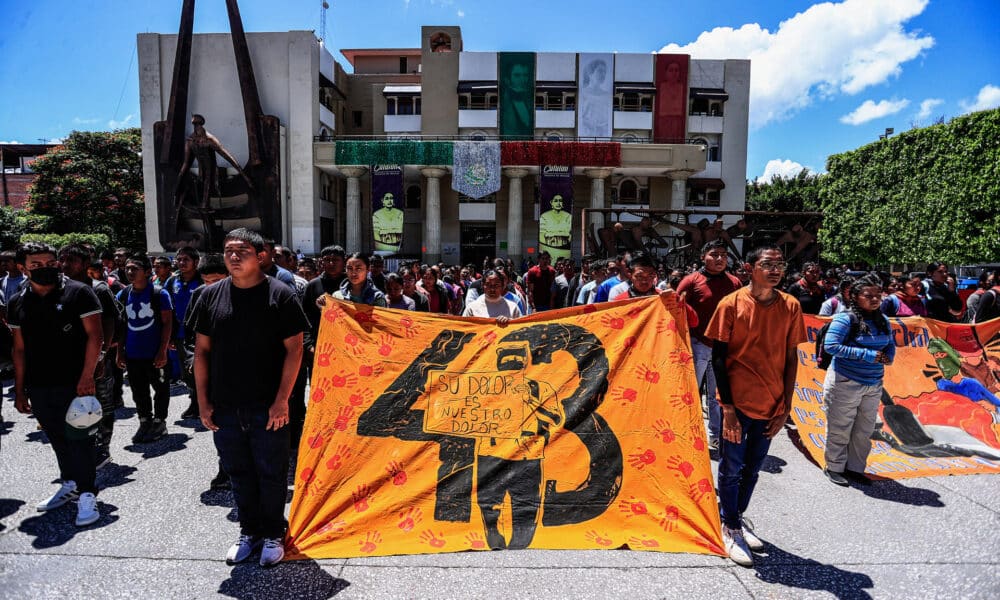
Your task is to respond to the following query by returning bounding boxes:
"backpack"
[815,312,860,370]
[94,279,128,345]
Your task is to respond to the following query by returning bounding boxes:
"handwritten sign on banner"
[285,296,724,559]
[791,314,1000,479]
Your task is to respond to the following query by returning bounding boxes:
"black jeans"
[31,385,97,494]
[125,358,170,421]
[213,405,290,539]
[94,356,116,450]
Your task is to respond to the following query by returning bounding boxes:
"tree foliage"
[819,108,1000,265]
[20,232,110,250]
[745,169,824,213]
[27,128,146,250]
[0,206,52,251]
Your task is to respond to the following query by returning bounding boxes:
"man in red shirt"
[676,241,742,450]
[524,251,556,313]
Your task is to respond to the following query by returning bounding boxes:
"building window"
[690,98,725,116]
[386,96,421,116]
[399,57,408,74]
[318,127,331,141]
[352,110,363,128]
[687,188,721,207]
[458,192,496,204]
[545,131,563,142]
[708,144,720,162]
[458,92,497,110]
[406,185,421,209]
[469,131,488,141]
[614,93,653,112]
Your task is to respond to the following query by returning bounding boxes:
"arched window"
[430,32,452,52]
[405,184,422,209]
[619,180,638,203]
[545,131,563,142]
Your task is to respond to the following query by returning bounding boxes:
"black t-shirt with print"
[194,277,308,409]
[7,279,102,387]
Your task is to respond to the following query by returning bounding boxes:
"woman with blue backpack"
[821,274,895,486]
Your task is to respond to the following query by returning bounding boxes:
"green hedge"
[20,232,111,251]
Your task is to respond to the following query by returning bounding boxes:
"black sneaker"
[147,419,167,442]
[824,468,850,487]
[95,447,112,470]
[844,469,872,486]
[210,470,232,490]
[132,420,151,444]
[180,402,200,420]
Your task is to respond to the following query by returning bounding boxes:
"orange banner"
[286,296,724,559]
[792,315,1000,478]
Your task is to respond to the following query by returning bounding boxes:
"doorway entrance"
[460,223,496,269]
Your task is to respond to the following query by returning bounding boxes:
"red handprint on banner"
[656,319,678,334]
[658,505,680,532]
[465,532,487,550]
[627,448,656,470]
[399,316,421,338]
[331,370,359,389]
[397,506,423,532]
[325,444,352,470]
[348,389,374,407]
[419,529,447,548]
[299,467,316,485]
[315,343,334,367]
[689,478,713,502]
[354,309,377,327]
[313,518,346,540]
[635,364,660,384]
[617,496,648,518]
[376,334,397,357]
[628,534,660,549]
[310,377,332,404]
[386,461,407,486]
[352,483,375,512]
[653,419,676,444]
[626,304,645,320]
[323,304,346,324]
[344,333,364,356]
[333,407,355,432]
[584,530,613,547]
[690,424,706,452]
[601,314,626,330]
[306,432,325,450]
[358,531,382,553]
[670,392,696,410]
[670,348,693,365]
[611,386,639,407]
[358,363,384,377]
[665,455,695,479]
[618,336,638,352]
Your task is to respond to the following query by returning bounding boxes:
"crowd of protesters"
[2,230,998,569]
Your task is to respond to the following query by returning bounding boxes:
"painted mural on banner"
[452,141,501,199]
[285,296,724,559]
[791,314,1000,478]
[577,53,614,140]
[538,166,574,261]
[499,53,535,140]
[653,54,689,143]
[371,164,404,254]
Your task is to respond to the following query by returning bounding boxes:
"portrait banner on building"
[371,164,404,254]
[452,141,501,199]
[790,315,1000,479]
[285,296,725,560]
[498,52,535,140]
[577,53,614,140]
[653,54,689,143]
[538,165,574,261]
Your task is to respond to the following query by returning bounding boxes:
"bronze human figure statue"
[175,114,252,209]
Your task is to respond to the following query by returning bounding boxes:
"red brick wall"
[2,174,35,209]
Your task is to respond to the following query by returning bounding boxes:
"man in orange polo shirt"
[705,245,805,567]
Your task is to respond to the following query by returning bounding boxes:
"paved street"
[1,378,998,600]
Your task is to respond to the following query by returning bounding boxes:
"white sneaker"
[259,537,285,567]
[740,517,765,551]
[36,481,78,512]
[75,492,99,527]
[226,534,261,565]
[722,525,754,567]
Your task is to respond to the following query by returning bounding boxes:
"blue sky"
[1,0,997,180]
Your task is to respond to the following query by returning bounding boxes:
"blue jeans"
[213,406,290,539]
[691,339,720,440]
[717,408,771,529]
[31,385,98,494]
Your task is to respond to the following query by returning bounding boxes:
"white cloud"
[72,116,100,125]
[840,98,909,125]
[659,0,933,128]
[915,98,944,121]
[960,84,1000,114]
[1,140,22,145]
[108,114,135,129]
[758,159,806,182]
[457,9,465,17]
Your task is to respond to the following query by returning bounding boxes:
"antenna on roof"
[319,1,329,43]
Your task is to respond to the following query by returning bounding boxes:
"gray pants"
[822,370,882,472]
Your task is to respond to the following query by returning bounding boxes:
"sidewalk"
[1,379,997,599]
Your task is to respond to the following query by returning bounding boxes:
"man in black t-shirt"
[924,261,963,322]
[194,228,308,567]
[9,242,104,527]
[785,262,825,314]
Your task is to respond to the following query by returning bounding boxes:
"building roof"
[340,48,422,67]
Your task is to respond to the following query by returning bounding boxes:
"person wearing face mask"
[8,242,104,527]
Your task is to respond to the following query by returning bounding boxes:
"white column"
[668,172,689,211]
[421,167,447,263]
[585,168,613,232]
[504,168,528,267]
[339,166,367,252]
